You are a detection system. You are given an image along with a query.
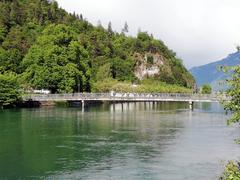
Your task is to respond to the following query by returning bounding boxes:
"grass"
[92,78,192,93]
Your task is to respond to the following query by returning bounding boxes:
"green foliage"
[92,78,118,92]
[224,66,240,124]
[0,0,195,94]
[95,63,112,81]
[234,139,240,144]
[220,161,240,180]
[137,79,192,93]
[122,22,129,33]
[93,78,192,93]
[0,25,7,44]
[201,84,212,94]
[21,24,90,93]
[0,72,21,107]
[237,46,240,52]
[147,55,154,64]
[110,57,135,81]
[0,48,22,73]
[221,66,240,180]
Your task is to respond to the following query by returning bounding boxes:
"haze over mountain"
[190,51,240,90]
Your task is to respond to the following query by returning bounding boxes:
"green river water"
[0,102,239,179]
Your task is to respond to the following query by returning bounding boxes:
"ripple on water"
[0,103,239,180]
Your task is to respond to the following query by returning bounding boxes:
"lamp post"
[78,81,80,93]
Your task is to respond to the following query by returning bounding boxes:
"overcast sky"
[57,0,240,68]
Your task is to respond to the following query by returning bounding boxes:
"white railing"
[23,93,230,102]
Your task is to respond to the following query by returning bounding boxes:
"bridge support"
[82,100,84,111]
[189,101,194,110]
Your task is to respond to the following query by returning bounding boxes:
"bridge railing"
[23,93,229,102]
[110,93,224,101]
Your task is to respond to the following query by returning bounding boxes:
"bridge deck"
[23,93,229,103]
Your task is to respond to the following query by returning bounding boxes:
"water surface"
[0,102,239,179]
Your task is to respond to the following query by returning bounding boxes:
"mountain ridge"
[190,51,240,90]
[0,0,194,93]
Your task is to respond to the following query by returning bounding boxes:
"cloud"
[57,0,240,68]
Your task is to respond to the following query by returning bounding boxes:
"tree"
[236,45,240,52]
[0,72,21,108]
[220,66,240,180]
[107,21,113,36]
[110,57,135,81]
[21,24,90,93]
[97,20,103,28]
[0,0,195,94]
[79,14,83,20]
[9,1,22,26]
[2,26,29,54]
[0,25,7,44]
[95,63,112,81]
[224,66,240,124]
[201,84,212,94]
[122,21,129,33]
[0,48,22,73]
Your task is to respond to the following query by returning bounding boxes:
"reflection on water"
[0,102,239,180]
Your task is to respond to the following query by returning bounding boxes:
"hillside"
[190,51,240,90]
[0,0,195,93]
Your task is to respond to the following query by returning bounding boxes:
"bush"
[0,72,21,108]
[220,161,240,180]
[201,84,212,94]
[221,65,240,180]
[92,78,192,93]
[147,55,154,64]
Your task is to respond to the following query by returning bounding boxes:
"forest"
[0,0,195,105]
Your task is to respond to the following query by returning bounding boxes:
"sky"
[56,0,240,68]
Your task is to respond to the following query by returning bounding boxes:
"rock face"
[134,53,164,80]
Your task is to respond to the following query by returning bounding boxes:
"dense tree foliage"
[221,66,240,180]
[21,24,91,93]
[0,0,195,93]
[224,66,240,124]
[0,72,21,107]
[201,84,212,94]
[220,161,240,180]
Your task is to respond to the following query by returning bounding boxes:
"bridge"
[23,93,230,109]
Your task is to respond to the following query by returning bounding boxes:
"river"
[0,102,239,179]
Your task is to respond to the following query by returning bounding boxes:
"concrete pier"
[189,101,194,110]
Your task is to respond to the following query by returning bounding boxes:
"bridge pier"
[189,101,194,110]
[82,100,84,111]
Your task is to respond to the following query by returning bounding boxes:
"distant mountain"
[189,51,240,91]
